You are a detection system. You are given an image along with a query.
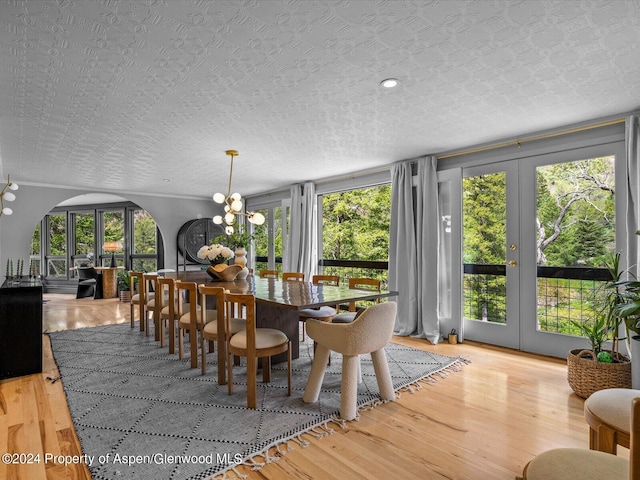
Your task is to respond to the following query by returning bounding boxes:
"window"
[72,212,95,267]
[131,209,158,272]
[319,184,391,286]
[46,214,67,277]
[32,201,162,281]
[101,209,124,267]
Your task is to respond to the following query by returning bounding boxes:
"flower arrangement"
[197,243,234,264]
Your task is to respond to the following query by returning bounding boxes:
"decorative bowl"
[206,264,243,282]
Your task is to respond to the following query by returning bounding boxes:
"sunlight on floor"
[43,293,130,332]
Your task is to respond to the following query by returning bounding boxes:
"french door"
[462,161,520,349]
[459,141,625,357]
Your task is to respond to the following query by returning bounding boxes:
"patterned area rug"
[49,322,464,480]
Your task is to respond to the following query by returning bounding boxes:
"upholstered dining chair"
[225,293,291,409]
[282,272,305,282]
[128,271,145,329]
[297,274,340,341]
[517,396,640,480]
[303,301,397,421]
[142,273,159,337]
[158,277,188,351]
[175,281,203,368]
[584,387,640,454]
[259,269,279,279]
[331,277,381,324]
[199,285,245,376]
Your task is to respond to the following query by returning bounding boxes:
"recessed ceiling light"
[163,178,170,182]
[380,78,399,88]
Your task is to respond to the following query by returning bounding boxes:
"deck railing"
[463,264,612,334]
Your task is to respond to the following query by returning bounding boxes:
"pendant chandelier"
[212,150,265,234]
[0,174,19,218]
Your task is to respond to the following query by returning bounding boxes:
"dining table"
[165,270,398,385]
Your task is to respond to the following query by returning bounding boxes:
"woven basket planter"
[118,290,131,303]
[567,349,632,399]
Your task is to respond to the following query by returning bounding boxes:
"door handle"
[508,260,517,267]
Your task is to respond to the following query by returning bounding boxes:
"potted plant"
[567,252,631,398]
[117,270,131,303]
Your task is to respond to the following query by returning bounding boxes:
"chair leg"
[247,355,257,409]
[140,304,145,332]
[178,327,184,360]
[303,344,331,403]
[287,341,292,396]
[596,424,618,454]
[262,356,271,383]
[227,351,234,395]
[341,354,360,421]
[371,349,394,402]
[201,335,206,375]
[130,303,135,328]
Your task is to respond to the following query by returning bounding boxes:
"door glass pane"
[535,156,616,335]
[463,173,507,324]
[253,208,269,272]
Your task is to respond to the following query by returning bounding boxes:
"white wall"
[0,184,218,275]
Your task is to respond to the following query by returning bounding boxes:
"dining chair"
[143,273,159,337]
[517,397,639,480]
[76,266,103,300]
[158,277,188,351]
[298,275,340,341]
[282,272,305,282]
[332,277,382,323]
[128,271,145,329]
[303,302,397,420]
[175,281,203,368]
[259,269,279,279]
[584,387,640,454]
[199,284,245,376]
[226,293,291,409]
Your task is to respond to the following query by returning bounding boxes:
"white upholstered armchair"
[302,301,397,420]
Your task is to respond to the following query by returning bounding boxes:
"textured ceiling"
[1,0,640,200]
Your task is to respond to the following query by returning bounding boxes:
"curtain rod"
[436,118,626,161]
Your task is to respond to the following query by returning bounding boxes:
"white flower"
[197,243,234,262]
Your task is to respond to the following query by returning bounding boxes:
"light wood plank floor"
[1,294,625,480]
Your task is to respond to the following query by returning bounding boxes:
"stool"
[584,388,640,453]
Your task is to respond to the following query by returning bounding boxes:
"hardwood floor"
[1,294,625,479]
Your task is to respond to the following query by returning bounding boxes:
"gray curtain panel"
[389,157,441,343]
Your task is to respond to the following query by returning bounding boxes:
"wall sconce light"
[0,175,19,217]
[212,150,265,234]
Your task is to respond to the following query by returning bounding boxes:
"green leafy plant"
[214,227,254,250]
[571,313,609,355]
[117,270,131,291]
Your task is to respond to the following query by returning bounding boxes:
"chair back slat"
[259,270,279,279]
[312,275,339,286]
[282,272,305,282]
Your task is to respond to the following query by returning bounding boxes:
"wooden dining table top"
[165,270,397,309]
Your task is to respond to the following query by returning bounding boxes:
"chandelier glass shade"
[212,150,265,234]
[0,174,19,218]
